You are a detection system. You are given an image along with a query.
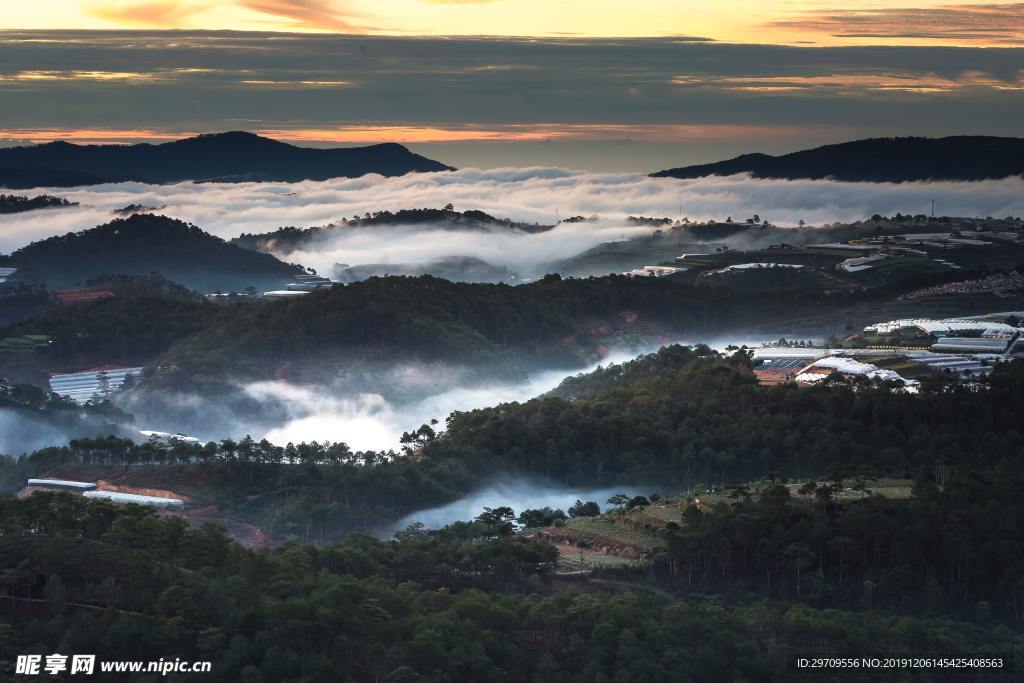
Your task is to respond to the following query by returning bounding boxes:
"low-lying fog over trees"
[3,171,1024,271]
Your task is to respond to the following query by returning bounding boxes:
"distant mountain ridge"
[0,132,453,188]
[652,136,1024,182]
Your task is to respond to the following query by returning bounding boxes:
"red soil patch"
[173,506,274,549]
[95,480,190,501]
[534,527,648,560]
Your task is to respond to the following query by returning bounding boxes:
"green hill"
[8,214,307,292]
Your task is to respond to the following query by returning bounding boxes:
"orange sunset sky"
[2,2,1023,169]
[3,1,1024,45]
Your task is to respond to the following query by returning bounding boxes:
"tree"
[798,481,817,500]
[607,494,629,511]
[626,496,651,526]
[475,507,516,535]
[568,500,600,518]
[626,495,650,510]
[95,371,111,400]
[517,507,567,528]
[400,421,438,454]
[681,504,703,528]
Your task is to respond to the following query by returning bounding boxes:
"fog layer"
[387,479,650,534]
[122,351,644,453]
[4,171,1024,274]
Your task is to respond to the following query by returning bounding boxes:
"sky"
[7,1,1024,44]
[1,1,1023,170]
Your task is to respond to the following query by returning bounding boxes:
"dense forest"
[0,283,52,326]
[661,469,1024,623]
[1,273,834,386]
[5,350,1024,679]
[4,348,1023,550]
[1,492,1020,683]
[6,214,306,292]
[430,346,1022,485]
[0,294,220,373]
[152,275,847,382]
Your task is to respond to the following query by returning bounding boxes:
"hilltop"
[0,131,453,187]
[0,193,78,214]
[652,136,1024,182]
[6,214,306,292]
[232,207,552,256]
[151,275,807,382]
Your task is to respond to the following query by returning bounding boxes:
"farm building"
[623,265,683,278]
[718,262,803,272]
[864,317,1019,338]
[26,479,97,491]
[263,290,309,300]
[794,356,919,389]
[286,275,334,291]
[753,354,819,385]
[930,337,1012,354]
[49,365,144,403]
[838,255,887,272]
[902,351,994,376]
[140,430,201,444]
[806,243,878,253]
[83,490,184,509]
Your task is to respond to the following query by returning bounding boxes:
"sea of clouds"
[4,169,1024,275]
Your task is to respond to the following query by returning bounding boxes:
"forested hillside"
[152,275,840,381]
[1,273,821,395]
[7,214,306,292]
[232,207,551,256]
[6,349,1024,548]
[0,295,220,373]
[1,492,1019,682]
[5,350,1024,681]
[431,346,1022,484]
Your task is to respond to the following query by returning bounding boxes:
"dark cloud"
[0,31,1022,168]
[767,3,1024,46]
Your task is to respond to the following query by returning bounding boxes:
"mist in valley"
[285,220,660,280]
[4,171,1024,281]
[385,478,652,535]
[5,170,1021,455]
[0,408,134,458]
[114,350,648,453]
[0,409,79,456]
